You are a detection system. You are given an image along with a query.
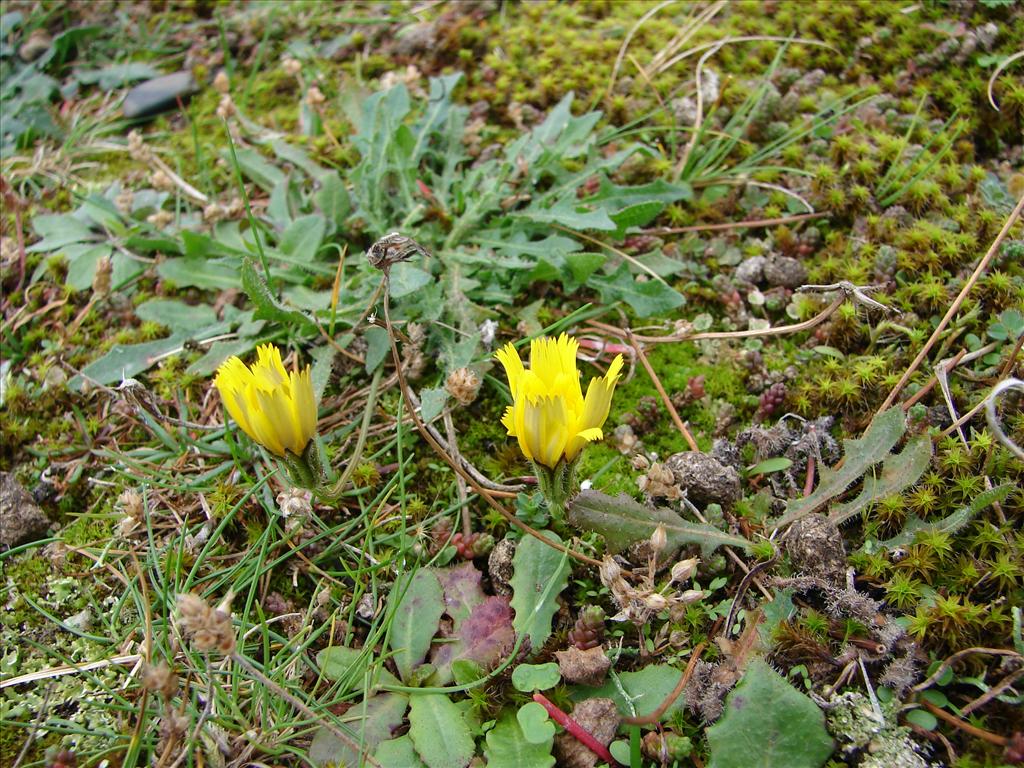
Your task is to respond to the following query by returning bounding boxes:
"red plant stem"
[532,692,621,767]
[803,455,816,497]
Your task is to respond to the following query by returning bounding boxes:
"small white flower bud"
[670,558,699,583]
[650,524,668,554]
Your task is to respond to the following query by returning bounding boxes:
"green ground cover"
[1,1,1022,766]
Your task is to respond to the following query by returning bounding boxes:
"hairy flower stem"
[533,459,578,518]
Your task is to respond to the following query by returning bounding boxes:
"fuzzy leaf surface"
[827,435,932,524]
[435,561,486,629]
[408,693,475,768]
[706,660,833,768]
[375,736,427,768]
[308,693,408,768]
[389,569,444,683]
[571,664,685,721]
[509,530,571,653]
[589,263,685,317]
[431,595,514,685]
[774,407,907,527]
[568,490,750,556]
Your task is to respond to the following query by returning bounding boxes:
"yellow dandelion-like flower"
[214,344,317,457]
[495,334,623,469]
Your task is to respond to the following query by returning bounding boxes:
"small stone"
[785,513,847,584]
[664,452,742,508]
[763,256,807,289]
[0,472,50,549]
[488,537,516,596]
[556,646,611,686]
[123,72,196,120]
[553,698,620,768]
[18,29,51,62]
[735,256,766,285]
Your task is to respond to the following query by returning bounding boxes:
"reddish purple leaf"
[435,561,486,630]
[431,595,514,684]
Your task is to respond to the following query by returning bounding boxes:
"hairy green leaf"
[873,483,1013,551]
[568,490,750,556]
[589,264,685,316]
[375,736,427,768]
[571,664,686,720]
[774,407,907,528]
[707,660,833,768]
[309,693,408,768]
[409,693,475,768]
[389,569,444,683]
[828,436,932,525]
[240,258,317,333]
[510,531,570,653]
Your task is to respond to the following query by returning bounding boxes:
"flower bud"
[650,523,668,554]
[645,593,669,612]
[677,589,703,605]
[670,558,699,584]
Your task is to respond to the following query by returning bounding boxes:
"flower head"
[495,334,623,469]
[214,344,316,457]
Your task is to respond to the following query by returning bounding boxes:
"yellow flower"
[214,344,317,457]
[495,334,623,469]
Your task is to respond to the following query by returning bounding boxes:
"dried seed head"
[147,210,173,228]
[151,170,174,192]
[670,558,699,584]
[282,57,302,76]
[92,255,112,297]
[650,524,668,554]
[276,487,312,519]
[176,593,211,628]
[645,593,669,612]
[677,589,704,605]
[305,85,325,106]
[367,232,428,270]
[631,454,650,471]
[115,188,134,215]
[446,367,481,406]
[176,592,235,654]
[127,130,150,162]
[117,489,144,520]
[212,70,230,94]
[142,661,178,698]
[215,94,236,119]
[599,557,622,586]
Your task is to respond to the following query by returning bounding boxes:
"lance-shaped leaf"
[828,435,932,525]
[409,693,475,768]
[240,257,317,333]
[389,569,445,683]
[873,483,1013,551]
[774,407,907,528]
[510,531,571,653]
[567,490,750,556]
